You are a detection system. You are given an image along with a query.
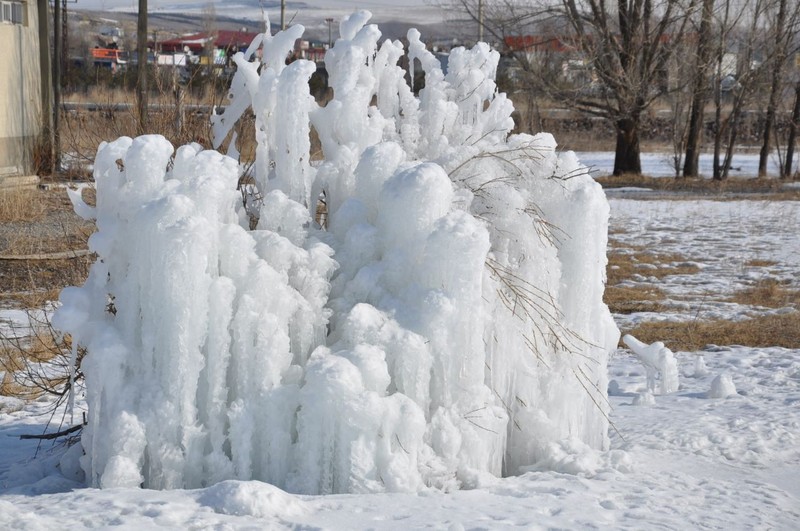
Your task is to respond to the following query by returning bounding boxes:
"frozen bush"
[56,12,619,493]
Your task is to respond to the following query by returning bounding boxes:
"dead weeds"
[727,279,800,309]
[608,239,800,348]
[605,285,666,314]
[623,313,800,351]
[0,317,70,399]
[607,247,701,286]
[0,188,47,223]
[743,258,778,268]
[597,174,800,200]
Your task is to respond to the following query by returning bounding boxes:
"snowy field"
[2,196,798,529]
[606,197,800,329]
[577,150,796,179]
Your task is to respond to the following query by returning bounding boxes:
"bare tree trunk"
[712,0,734,181]
[137,0,148,135]
[758,0,788,178]
[785,80,800,178]
[721,92,749,180]
[613,117,642,175]
[683,0,714,178]
[712,112,723,179]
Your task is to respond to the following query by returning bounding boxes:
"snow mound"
[632,391,656,406]
[198,480,306,518]
[521,437,633,476]
[708,373,737,398]
[54,13,618,493]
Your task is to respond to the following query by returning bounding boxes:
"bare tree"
[682,0,714,177]
[785,78,800,178]
[757,0,800,177]
[455,0,697,175]
[706,0,799,180]
[665,36,696,177]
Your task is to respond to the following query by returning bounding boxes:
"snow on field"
[577,151,794,179]
[608,198,800,329]
[2,197,798,529]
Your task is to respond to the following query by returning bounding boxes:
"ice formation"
[692,355,710,377]
[622,335,679,395]
[55,13,619,493]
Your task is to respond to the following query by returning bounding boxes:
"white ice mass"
[54,12,619,493]
[623,334,679,395]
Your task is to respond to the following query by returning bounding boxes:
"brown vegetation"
[597,175,800,199]
[625,313,800,351]
[606,247,700,287]
[0,192,88,400]
[0,314,74,399]
[0,189,47,224]
[728,278,800,309]
[606,239,800,350]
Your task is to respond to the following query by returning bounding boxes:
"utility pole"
[478,0,484,42]
[281,0,285,30]
[53,0,62,171]
[137,0,148,134]
[326,17,333,48]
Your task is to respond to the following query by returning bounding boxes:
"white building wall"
[0,1,43,177]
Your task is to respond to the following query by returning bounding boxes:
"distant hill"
[72,0,465,40]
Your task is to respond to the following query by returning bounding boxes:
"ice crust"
[55,12,619,493]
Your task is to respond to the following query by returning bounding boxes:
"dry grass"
[1,319,70,399]
[605,285,666,314]
[607,239,800,349]
[61,106,221,177]
[606,247,701,286]
[0,187,89,403]
[624,313,800,351]
[597,174,800,199]
[728,279,800,309]
[743,258,778,268]
[1,188,94,310]
[0,189,47,223]
[0,257,92,309]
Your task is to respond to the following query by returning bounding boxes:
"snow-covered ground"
[577,150,796,179]
[2,196,798,529]
[607,198,800,329]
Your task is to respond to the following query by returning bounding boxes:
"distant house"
[156,30,327,68]
[157,30,260,66]
[91,47,130,72]
[0,0,48,184]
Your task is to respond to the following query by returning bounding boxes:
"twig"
[20,423,83,440]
